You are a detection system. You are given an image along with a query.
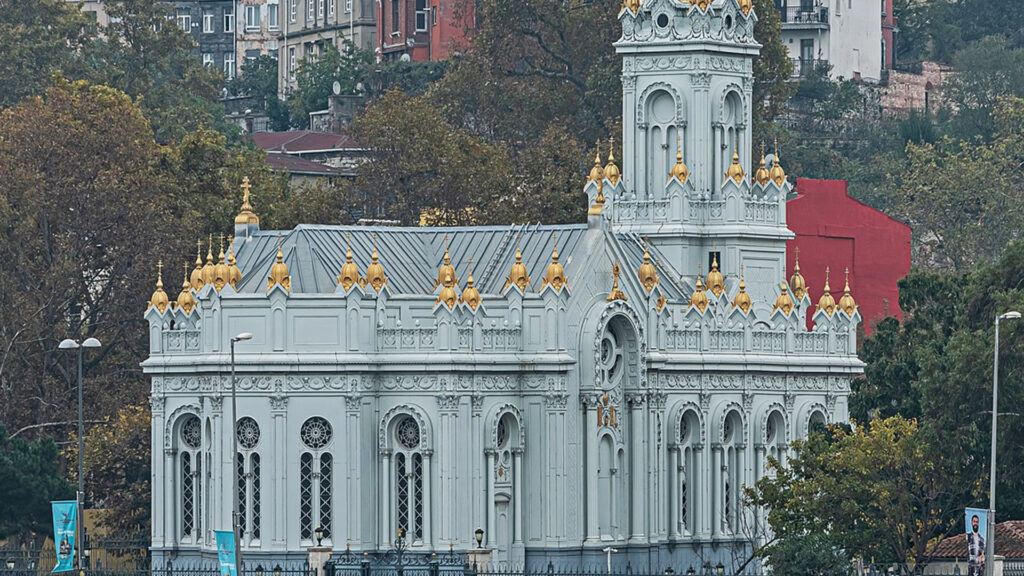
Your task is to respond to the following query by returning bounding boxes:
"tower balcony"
[778,5,829,29]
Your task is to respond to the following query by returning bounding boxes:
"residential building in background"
[377,0,472,62]
[881,0,896,73]
[66,0,112,28]
[167,0,237,79]
[776,0,883,83]
[277,0,377,94]
[237,0,281,76]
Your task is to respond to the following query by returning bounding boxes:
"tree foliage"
[0,423,74,538]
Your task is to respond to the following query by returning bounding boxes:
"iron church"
[144,0,863,570]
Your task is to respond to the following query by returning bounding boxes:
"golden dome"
[668,141,690,184]
[606,261,627,302]
[838,267,857,316]
[148,261,170,314]
[694,0,712,9]
[622,0,641,13]
[769,140,787,186]
[588,144,605,186]
[436,271,459,309]
[772,283,794,316]
[688,274,709,313]
[738,0,753,15]
[201,235,216,286]
[434,236,458,289]
[227,237,242,288]
[267,234,291,292]
[235,177,260,225]
[504,242,531,291]
[789,249,807,301]
[176,262,197,315]
[604,140,621,186]
[754,149,770,186]
[190,239,204,290]
[732,275,752,313]
[214,236,230,292]
[338,234,363,291]
[364,236,388,291]
[725,147,745,184]
[637,239,659,292]
[461,257,482,310]
[706,253,725,297]
[818,267,836,316]
[542,235,567,291]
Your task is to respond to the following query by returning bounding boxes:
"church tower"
[610,0,794,301]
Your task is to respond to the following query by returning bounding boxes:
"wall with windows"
[276,0,376,95]
[236,0,281,78]
[168,1,236,79]
[777,0,882,82]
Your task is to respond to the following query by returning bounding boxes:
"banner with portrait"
[965,507,988,576]
[50,500,77,573]
[215,530,237,576]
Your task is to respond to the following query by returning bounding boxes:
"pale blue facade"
[145,0,863,571]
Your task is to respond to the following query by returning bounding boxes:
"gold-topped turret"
[637,238,659,292]
[706,253,725,297]
[235,177,260,225]
[227,237,242,288]
[190,239,204,290]
[621,0,641,13]
[436,271,458,309]
[607,261,627,302]
[789,248,807,301]
[461,257,482,310]
[688,274,709,313]
[214,235,230,292]
[542,234,567,291]
[267,234,291,292]
[738,0,753,15]
[504,238,531,291]
[724,147,745,184]
[668,136,690,184]
[732,272,752,313]
[604,138,621,186]
[148,261,170,314]
[838,268,857,316]
[434,235,458,289]
[587,143,606,216]
[201,235,216,286]
[772,283,794,315]
[754,143,770,186]
[364,235,388,292]
[176,262,197,315]
[338,234,363,291]
[817,267,836,316]
[769,139,787,186]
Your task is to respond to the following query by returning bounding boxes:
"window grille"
[300,452,314,539]
[319,453,333,538]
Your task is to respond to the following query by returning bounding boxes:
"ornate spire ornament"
[190,239,204,290]
[235,176,260,225]
[668,134,690,184]
[688,273,709,313]
[754,142,770,186]
[607,261,627,302]
[176,262,197,315]
[436,271,458,309]
[227,236,242,288]
[706,251,725,297]
[817,267,837,316]
[637,238,659,292]
[588,142,607,216]
[789,247,807,301]
[461,257,482,310]
[738,0,753,15]
[504,236,531,291]
[338,233,363,291]
[604,137,621,186]
[621,0,641,13]
[214,235,230,292]
[542,233,567,291]
[148,260,170,314]
[772,283,794,316]
[769,138,787,186]
[267,233,291,292]
[725,146,746,184]
[838,267,857,316]
[434,234,457,289]
[732,268,752,313]
[364,234,388,292]
[201,235,216,286]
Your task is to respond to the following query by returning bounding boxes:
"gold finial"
[694,0,712,10]
[267,233,291,292]
[738,0,753,15]
[235,177,260,225]
[364,233,388,291]
[688,273,709,313]
[607,261,627,302]
[772,282,794,315]
[817,266,836,316]
[732,267,752,313]
[227,236,242,288]
[461,257,482,310]
[754,142,770,186]
[434,234,458,289]
[706,250,725,297]
[190,239,205,290]
[725,146,746,184]
[769,138,787,186]
[338,232,363,291]
[148,260,170,314]
[622,0,641,13]
[588,142,606,215]
[542,233,568,291]
[436,270,459,309]
[504,235,530,291]
[214,235,230,292]
[789,247,807,301]
[177,262,197,315]
[604,137,621,186]
[637,237,659,293]
[668,133,690,184]
[838,267,857,316]
[201,235,216,286]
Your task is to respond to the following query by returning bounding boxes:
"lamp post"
[58,337,101,576]
[986,311,1020,576]
[474,527,484,549]
[231,333,254,576]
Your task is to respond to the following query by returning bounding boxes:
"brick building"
[376,0,473,62]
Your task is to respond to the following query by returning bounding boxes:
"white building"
[776,0,883,83]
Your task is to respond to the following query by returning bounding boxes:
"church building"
[144,0,863,571]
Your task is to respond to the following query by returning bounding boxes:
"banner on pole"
[215,530,238,576]
[965,507,988,576]
[51,500,77,573]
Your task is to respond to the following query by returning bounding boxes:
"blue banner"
[215,530,237,576]
[51,500,77,573]
[965,508,989,576]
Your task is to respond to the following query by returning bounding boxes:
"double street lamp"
[57,337,101,575]
[985,311,1020,576]
[230,333,254,575]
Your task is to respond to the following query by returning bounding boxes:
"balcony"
[778,5,829,29]
[790,58,827,78]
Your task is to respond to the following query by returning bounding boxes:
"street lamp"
[230,332,253,575]
[315,524,325,546]
[986,311,1020,576]
[6,559,16,570]
[715,563,725,576]
[58,336,101,576]
[474,527,484,549]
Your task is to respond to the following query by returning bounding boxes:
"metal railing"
[778,4,829,24]
[790,58,828,78]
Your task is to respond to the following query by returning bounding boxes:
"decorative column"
[380,449,392,549]
[422,450,433,547]
[270,395,288,546]
[628,393,646,543]
[512,448,523,544]
[486,449,496,547]
[712,445,723,538]
[583,396,599,543]
[712,122,722,195]
[151,396,167,546]
[210,394,224,545]
[437,394,459,544]
[345,394,362,546]
[668,445,677,539]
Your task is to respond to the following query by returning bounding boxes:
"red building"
[377,0,473,61]
[882,0,897,72]
[786,178,911,336]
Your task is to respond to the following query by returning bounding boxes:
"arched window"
[766,411,787,470]
[236,417,261,544]
[808,410,826,434]
[676,409,701,536]
[299,417,333,543]
[720,91,744,186]
[644,89,683,198]
[179,415,202,543]
[393,415,424,541]
[722,410,744,534]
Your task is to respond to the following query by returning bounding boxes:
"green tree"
[230,55,280,110]
[0,423,74,538]
[943,36,1024,140]
[288,41,374,128]
[751,0,795,128]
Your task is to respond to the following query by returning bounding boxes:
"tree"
[0,422,74,538]
[288,41,374,128]
[230,55,280,110]
[751,0,795,128]
[943,36,1024,140]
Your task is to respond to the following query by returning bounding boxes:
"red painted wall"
[882,0,897,70]
[786,178,911,336]
[377,0,473,61]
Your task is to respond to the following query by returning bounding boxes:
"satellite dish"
[400,53,412,62]
[332,80,342,95]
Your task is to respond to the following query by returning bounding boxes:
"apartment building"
[776,0,884,83]
[237,0,281,75]
[376,0,472,62]
[277,0,376,93]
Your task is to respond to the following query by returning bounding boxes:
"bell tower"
[610,0,793,301]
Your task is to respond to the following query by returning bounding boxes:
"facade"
[66,0,112,29]
[786,178,911,335]
[879,61,950,116]
[376,0,472,62]
[277,0,376,94]
[881,0,896,73]
[168,0,238,79]
[237,0,281,76]
[146,1,864,572]
[775,0,883,83]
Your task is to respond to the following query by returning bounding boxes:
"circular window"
[396,416,420,450]
[656,13,669,28]
[300,417,332,449]
[236,417,260,449]
[182,415,202,449]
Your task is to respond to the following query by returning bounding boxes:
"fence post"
[360,554,370,576]
[547,559,554,576]
[430,554,439,576]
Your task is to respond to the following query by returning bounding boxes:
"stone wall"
[880,61,952,116]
